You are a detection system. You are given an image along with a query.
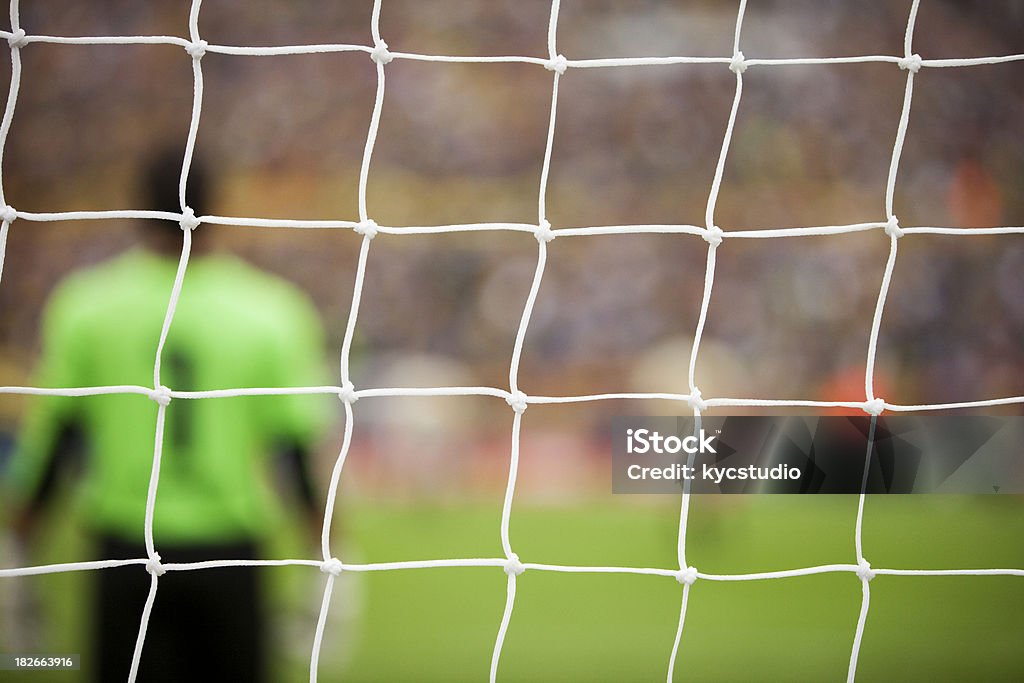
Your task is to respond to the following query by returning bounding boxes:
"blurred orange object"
[818,365,894,416]
[948,157,1003,228]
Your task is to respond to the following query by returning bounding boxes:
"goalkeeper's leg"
[95,536,266,683]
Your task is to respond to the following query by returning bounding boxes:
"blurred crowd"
[0,0,1022,478]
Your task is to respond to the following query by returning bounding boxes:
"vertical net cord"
[488,2,563,681]
[128,2,207,681]
[309,1,388,680]
[865,0,921,414]
[667,2,747,680]
[847,416,878,683]
[0,0,20,286]
[850,2,921,680]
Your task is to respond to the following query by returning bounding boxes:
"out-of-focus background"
[1,1,1023,681]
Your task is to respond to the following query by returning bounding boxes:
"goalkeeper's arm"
[10,419,85,545]
[275,440,323,543]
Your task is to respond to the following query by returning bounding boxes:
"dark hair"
[143,145,210,217]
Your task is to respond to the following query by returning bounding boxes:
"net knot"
[7,28,26,49]
[320,557,344,576]
[149,385,173,407]
[898,53,922,73]
[534,219,555,243]
[506,390,528,414]
[179,207,201,232]
[185,39,208,60]
[545,54,568,75]
[687,387,707,413]
[864,397,886,416]
[856,559,876,582]
[729,51,747,74]
[146,552,166,577]
[703,225,724,247]
[884,215,904,239]
[338,381,359,404]
[0,204,16,223]
[354,219,379,240]
[504,553,525,576]
[370,40,393,65]
[676,566,699,586]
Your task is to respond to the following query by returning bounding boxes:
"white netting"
[0,0,1023,681]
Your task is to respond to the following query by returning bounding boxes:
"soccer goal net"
[1,0,1023,681]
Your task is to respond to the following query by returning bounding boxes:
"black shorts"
[94,536,266,683]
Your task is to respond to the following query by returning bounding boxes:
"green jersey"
[8,249,329,543]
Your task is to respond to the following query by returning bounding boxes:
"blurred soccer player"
[5,147,330,682]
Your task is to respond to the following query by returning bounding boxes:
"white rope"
[0,0,1021,681]
[489,3,564,679]
[0,24,1019,71]
[847,417,878,683]
[123,0,209,679]
[850,3,920,679]
[309,1,389,679]
[224,561,935,579]
[126,574,159,683]
[669,3,748,679]
[2,33,1015,67]
[0,0,21,289]
[9,209,1024,239]
[1,384,1022,413]
[5,555,1021,581]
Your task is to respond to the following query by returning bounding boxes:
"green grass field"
[6,495,1024,681]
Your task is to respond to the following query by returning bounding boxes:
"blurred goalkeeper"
[5,147,330,682]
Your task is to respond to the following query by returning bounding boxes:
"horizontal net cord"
[0,384,158,397]
[9,209,1023,240]
[4,556,1021,580]
[702,396,1024,411]
[0,558,147,577]
[2,384,1023,414]
[882,397,1024,411]
[565,54,1024,69]
[354,386,509,399]
[0,29,1021,71]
